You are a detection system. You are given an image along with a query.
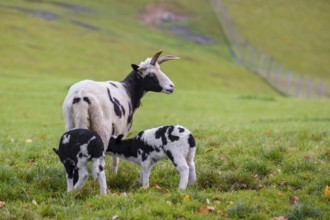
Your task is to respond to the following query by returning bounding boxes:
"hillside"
[220,0,330,81]
[0,0,276,95]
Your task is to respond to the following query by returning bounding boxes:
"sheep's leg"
[112,155,120,174]
[92,156,107,195]
[140,164,152,188]
[187,161,197,185]
[174,157,189,190]
[66,173,74,193]
[73,166,89,190]
[186,149,197,185]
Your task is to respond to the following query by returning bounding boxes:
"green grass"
[0,0,329,219]
[220,0,330,82]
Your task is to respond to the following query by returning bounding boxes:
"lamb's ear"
[115,134,124,144]
[131,64,139,71]
[53,148,59,155]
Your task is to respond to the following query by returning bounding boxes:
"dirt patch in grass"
[139,3,215,45]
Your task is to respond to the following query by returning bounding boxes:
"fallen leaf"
[214,199,221,205]
[325,185,330,197]
[207,206,215,212]
[206,198,210,204]
[183,194,190,201]
[289,196,299,207]
[206,148,213,153]
[112,215,119,220]
[197,206,209,215]
[0,201,5,208]
[152,184,169,193]
[153,184,162,190]
[32,199,38,206]
[274,216,288,220]
[264,130,273,136]
[25,139,33,143]
[216,210,223,216]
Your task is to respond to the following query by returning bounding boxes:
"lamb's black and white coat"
[54,129,107,194]
[108,125,197,190]
[62,50,179,173]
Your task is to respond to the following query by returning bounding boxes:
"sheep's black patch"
[178,127,185,133]
[72,97,81,104]
[188,134,195,148]
[107,88,124,118]
[168,126,179,142]
[108,136,156,162]
[127,102,133,127]
[83,97,91,104]
[155,126,169,145]
[110,82,118,88]
[99,165,104,172]
[166,150,177,167]
[143,73,162,92]
[73,168,79,185]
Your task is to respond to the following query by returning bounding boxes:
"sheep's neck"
[121,71,145,111]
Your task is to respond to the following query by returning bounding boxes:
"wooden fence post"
[318,80,324,98]
[308,79,314,98]
[267,56,273,79]
[295,76,304,97]
[258,52,266,76]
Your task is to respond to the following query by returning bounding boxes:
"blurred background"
[1,0,329,98]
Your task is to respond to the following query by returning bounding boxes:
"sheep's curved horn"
[150,50,163,65]
[158,55,180,64]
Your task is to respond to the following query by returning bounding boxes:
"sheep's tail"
[71,96,91,129]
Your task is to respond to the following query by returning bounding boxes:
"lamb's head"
[132,50,179,94]
[108,134,124,153]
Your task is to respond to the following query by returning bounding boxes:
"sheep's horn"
[150,50,163,65]
[158,55,180,64]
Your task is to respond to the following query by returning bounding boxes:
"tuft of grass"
[287,204,322,220]
[226,202,256,219]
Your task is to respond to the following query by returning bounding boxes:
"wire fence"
[210,0,329,98]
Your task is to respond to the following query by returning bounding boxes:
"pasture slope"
[220,0,330,82]
[0,0,329,219]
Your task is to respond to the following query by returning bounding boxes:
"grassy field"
[220,0,330,82]
[0,0,329,219]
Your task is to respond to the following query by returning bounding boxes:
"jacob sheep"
[108,125,197,190]
[53,129,107,194]
[62,50,179,173]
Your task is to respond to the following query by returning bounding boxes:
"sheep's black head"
[131,50,179,94]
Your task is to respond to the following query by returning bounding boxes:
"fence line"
[210,0,329,98]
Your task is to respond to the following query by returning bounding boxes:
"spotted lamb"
[108,125,197,190]
[53,129,107,194]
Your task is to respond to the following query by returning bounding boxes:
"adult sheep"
[62,50,179,173]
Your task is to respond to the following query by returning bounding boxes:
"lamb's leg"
[66,173,74,193]
[73,166,89,190]
[188,161,197,185]
[174,157,189,190]
[186,148,197,185]
[92,156,107,195]
[140,163,152,188]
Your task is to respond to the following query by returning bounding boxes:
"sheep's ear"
[131,64,139,71]
[115,134,124,144]
[53,148,59,155]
